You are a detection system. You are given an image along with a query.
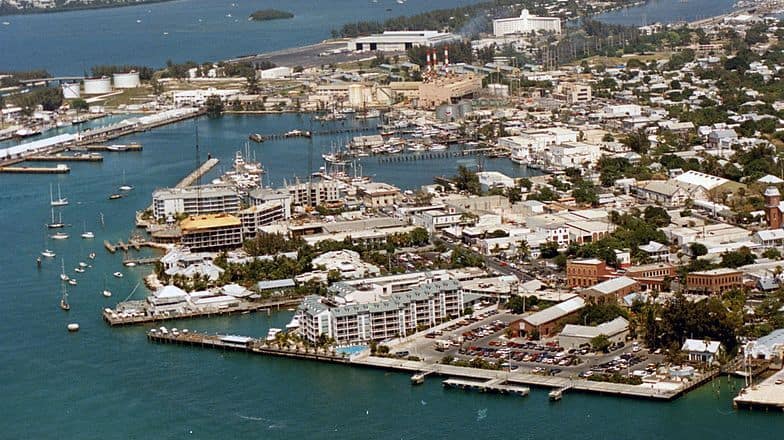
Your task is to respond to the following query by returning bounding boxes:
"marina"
[103,298,302,326]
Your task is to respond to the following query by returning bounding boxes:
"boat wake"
[236,414,286,429]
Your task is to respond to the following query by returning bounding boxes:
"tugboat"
[60,284,70,311]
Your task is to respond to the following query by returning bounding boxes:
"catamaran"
[50,183,68,207]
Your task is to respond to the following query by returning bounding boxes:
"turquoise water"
[0,113,780,438]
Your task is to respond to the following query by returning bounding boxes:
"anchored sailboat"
[50,183,68,207]
[60,283,70,311]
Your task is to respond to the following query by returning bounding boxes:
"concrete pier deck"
[443,377,530,396]
[0,164,70,174]
[734,369,784,411]
[104,298,301,326]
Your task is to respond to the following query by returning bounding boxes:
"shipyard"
[4,0,784,437]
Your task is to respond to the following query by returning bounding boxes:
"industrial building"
[418,74,483,109]
[152,185,241,220]
[180,214,244,251]
[493,10,562,36]
[296,278,463,345]
[347,30,459,52]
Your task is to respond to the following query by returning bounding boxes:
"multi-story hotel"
[296,278,463,345]
[493,10,561,36]
[152,185,240,220]
[180,214,243,251]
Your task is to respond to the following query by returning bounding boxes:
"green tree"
[591,334,611,352]
[689,242,708,258]
[205,95,224,118]
[452,165,481,194]
[70,98,89,111]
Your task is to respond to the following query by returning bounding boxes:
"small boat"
[50,183,69,207]
[119,170,133,191]
[68,279,77,286]
[60,284,70,311]
[59,259,69,281]
[549,389,563,401]
[411,373,425,385]
[249,133,264,143]
[79,262,87,268]
[51,232,69,240]
[106,144,128,152]
[266,328,282,342]
[103,290,112,298]
[88,252,96,260]
[41,249,56,258]
[37,257,42,268]
[108,194,123,200]
[74,267,85,273]
[124,261,137,267]
[113,272,123,278]
[67,323,80,332]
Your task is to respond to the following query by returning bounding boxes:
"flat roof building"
[418,74,483,109]
[348,31,460,52]
[153,185,240,220]
[685,268,743,295]
[180,214,243,251]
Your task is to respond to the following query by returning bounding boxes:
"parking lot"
[391,307,665,381]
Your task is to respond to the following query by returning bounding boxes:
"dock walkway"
[734,369,784,411]
[104,298,300,326]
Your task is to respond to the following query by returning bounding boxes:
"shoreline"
[0,0,181,17]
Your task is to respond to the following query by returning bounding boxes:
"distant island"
[249,9,294,22]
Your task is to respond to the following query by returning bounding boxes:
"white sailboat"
[41,249,56,258]
[60,283,70,311]
[50,183,68,207]
[51,231,69,240]
[81,221,95,239]
[102,276,112,298]
[59,259,69,281]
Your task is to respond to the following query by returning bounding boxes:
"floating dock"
[734,369,784,411]
[0,164,70,174]
[27,154,103,162]
[443,378,530,397]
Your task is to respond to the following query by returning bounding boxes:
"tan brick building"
[685,268,743,295]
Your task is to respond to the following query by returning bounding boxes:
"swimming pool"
[335,345,368,356]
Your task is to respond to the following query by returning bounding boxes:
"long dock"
[84,144,143,152]
[175,158,220,188]
[103,298,301,326]
[144,329,714,402]
[27,154,103,162]
[0,164,70,174]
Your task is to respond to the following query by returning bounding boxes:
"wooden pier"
[375,149,494,164]
[122,257,159,266]
[258,126,378,141]
[147,330,351,363]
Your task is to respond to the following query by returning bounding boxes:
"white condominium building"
[152,185,240,220]
[297,279,463,345]
[493,10,561,36]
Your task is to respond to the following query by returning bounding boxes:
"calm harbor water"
[1,0,739,75]
[0,113,780,438]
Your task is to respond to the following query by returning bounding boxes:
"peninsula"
[0,0,176,16]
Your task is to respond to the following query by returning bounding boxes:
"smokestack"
[444,47,449,69]
[432,50,438,69]
[426,50,431,72]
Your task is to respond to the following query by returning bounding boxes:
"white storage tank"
[113,71,141,89]
[83,77,112,95]
[61,83,81,99]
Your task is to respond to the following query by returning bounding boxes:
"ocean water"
[0,0,739,75]
[0,0,483,75]
[0,113,779,438]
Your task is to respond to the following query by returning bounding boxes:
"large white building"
[152,185,241,220]
[297,278,463,345]
[348,31,460,52]
[493,10,561,36]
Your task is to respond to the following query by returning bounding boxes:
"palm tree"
[517,240,530,262]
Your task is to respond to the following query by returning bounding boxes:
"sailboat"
[47,208,65,229]
[41,249,56,258]
[81,221,95,239]
[51,231,69,240]
[59,259,69,281]
[119,170,134,192]
[60,283,70,311]
[50,183,68,207]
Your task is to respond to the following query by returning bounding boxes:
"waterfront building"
[296,278,463,344]
[347,30,459,52]
[171,88,241,107]
[681,339,723,365]
[286,180,341,208]
[685,268,743,295]
[237,202,287,238]
[152,185,240,220]
[558,317,629,349]
[180,214,243,251]
[492,10,562,36]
